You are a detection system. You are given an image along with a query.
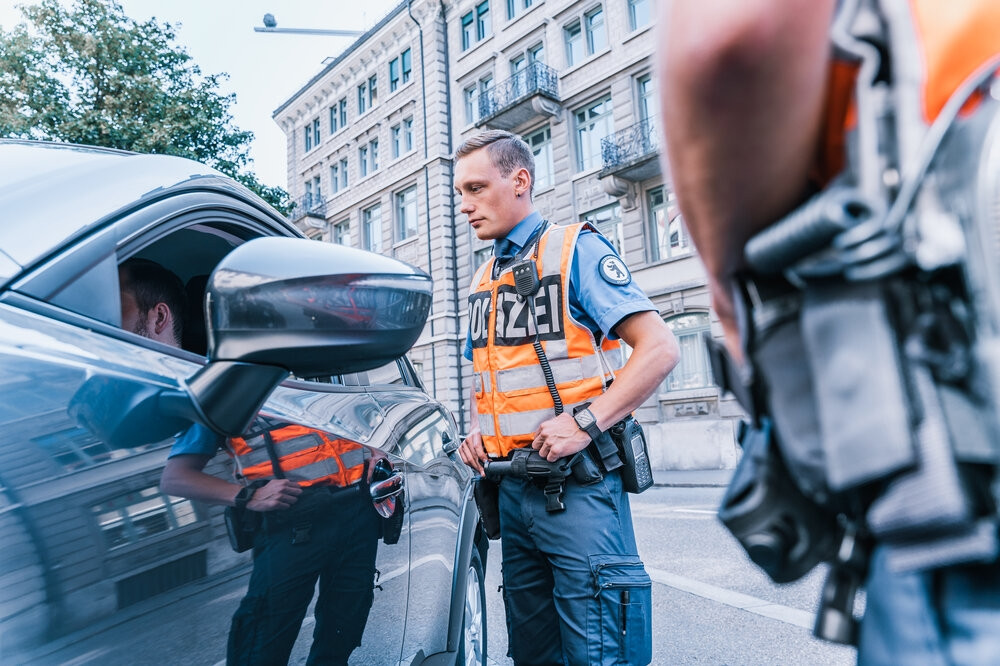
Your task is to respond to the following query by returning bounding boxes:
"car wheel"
[458,546,487,666]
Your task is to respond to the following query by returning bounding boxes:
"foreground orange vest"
[468,223,622,458]
[815,0,1000,186]
[229,419,367,488]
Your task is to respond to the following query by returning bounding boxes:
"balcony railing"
[291,194,326,223]
[601,118,659,169]
[475,62,561,129]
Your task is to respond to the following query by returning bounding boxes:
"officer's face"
[454,147,524,241]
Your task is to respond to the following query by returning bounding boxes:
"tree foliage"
[0,0,291,214]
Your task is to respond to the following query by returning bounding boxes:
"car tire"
[457,546,487,666]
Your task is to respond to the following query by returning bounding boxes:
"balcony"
[290,194,326,227]
[599,119,661,187]
[475,62,562,131]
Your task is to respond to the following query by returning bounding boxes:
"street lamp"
[254,14,364,37]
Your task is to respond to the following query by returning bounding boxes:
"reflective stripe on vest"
[229,423,367,488]
[468,223,622,457]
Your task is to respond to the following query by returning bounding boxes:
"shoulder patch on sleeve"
[598,254,631,286]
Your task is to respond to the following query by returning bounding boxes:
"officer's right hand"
[246,479,302,511]
[458,429,488,476]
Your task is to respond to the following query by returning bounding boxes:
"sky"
[0,0,402,189]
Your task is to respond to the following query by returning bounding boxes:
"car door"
[0,191,412,664]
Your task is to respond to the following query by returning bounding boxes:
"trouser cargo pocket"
[588,554,652,665]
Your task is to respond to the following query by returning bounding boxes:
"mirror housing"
[206,237,432,377]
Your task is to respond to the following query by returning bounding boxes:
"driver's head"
[118,258,185,348]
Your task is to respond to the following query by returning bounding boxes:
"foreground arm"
[659,0,836,357]
[161,454,302,511]
[534,310,678,461]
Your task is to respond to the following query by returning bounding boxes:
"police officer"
[659,2,1000,664]
[454,130,679,665]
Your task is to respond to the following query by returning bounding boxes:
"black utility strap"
[262,431,287,479]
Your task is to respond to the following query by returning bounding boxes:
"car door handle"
[370,469,404,502]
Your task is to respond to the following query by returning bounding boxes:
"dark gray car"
[0,139,487,665]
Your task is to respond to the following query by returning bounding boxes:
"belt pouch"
[800,283,916,491]
[474,477,501,540]
[225,504,259,553]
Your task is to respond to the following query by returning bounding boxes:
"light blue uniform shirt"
[463,211,655,360]
[169,422,223,457]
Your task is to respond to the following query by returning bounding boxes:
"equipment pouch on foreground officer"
[454,129,679,665]
[661,1,1000,663]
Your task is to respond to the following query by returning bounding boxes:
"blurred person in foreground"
[659,1,1000,664]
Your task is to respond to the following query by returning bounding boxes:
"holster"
[474,477,501,540]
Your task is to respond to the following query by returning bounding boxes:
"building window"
[663,313,713,391]
[401,48,412,84]
[575,95,614,172]
[362,204,383,253]
[638,73,658,124]
[311,175,321,207]
[391,124,402,159]
[333,219,351,245]
[389,49,411,93]
[358,139,378,177]
[628,0,651,31]
[478,75,494,120]
[339,157,349,189]
[94,486,198,551]
[330,163,339,193]
[506,0,532,21]
[359,76,377,115]
[564,6,606,67]
[464,86,477,124]
[648,187,691,262]
[395,185,418,241]
[524,126,553,190]
[330,104,339,134]
[474,246,492,267]
[304,124,312,152]
[462,1,491,51]
[389,58,400,92]
[305,179,313,207]
[585,7,607,54]
[581,202,623,254]
[461,12,474,50]
[564,20,583,67]
[339,98,348,128]
[403,117,413,152]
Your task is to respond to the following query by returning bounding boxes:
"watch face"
[575,409,595,429]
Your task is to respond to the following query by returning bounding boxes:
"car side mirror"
[186,237,433,435]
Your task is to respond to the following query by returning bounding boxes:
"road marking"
[646,567,815,629]
[631,504,718,519]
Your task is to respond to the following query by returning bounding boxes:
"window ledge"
[561,46,611,78]
[658,387,718,402]
[621,23,653,46]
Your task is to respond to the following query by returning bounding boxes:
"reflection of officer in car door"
[119,258,382,665]
[454,130,680,665]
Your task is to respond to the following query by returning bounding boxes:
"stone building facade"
[274,0,741,469]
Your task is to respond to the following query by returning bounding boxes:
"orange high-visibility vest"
[815,0,1000,187]
[229,422,368,488]
[468,223,623,458]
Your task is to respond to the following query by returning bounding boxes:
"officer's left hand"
[532,413,591,462]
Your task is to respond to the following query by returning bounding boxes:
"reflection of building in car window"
[32,425,159,471]
[93,486,198,550]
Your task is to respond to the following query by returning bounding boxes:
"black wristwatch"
[573,403,603,442]
[233,484,259,511]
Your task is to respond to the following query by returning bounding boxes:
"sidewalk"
[652,468,733,488]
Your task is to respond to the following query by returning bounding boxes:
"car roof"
[0,139,288,278]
